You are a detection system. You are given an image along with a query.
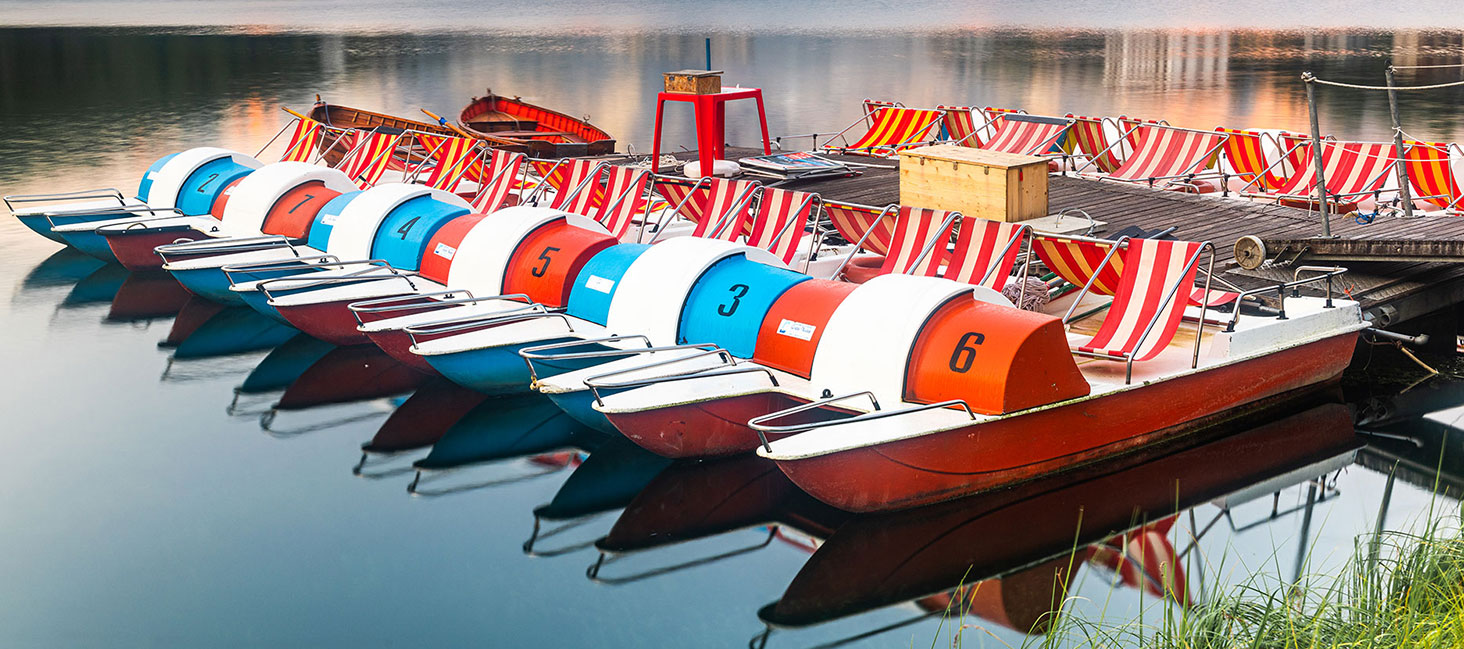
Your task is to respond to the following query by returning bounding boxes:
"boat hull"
[103,225,209,271]
[18,211,123,245]
[275,294,414,346]
[603,391,853,459]
[54,227,120,264]
[364,328,438,374]
[772,333,1360,512]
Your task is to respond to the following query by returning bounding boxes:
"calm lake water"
[3,10,1464,647]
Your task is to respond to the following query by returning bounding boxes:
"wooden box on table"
[663,70,723,95]
[898,145,1049,222]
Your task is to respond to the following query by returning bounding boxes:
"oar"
[419,108,478,139]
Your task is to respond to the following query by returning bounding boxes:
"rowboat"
[307,101,528,163]
[458,91,615,158]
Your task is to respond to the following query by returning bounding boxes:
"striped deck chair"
[822,106,944,158]
[527,158,609,214]
[1092,125,1228,189]
[1251,140,1396,209]
[1036,234,1234,313]
[469,149,527,213]
[979,114,1074,156]
[1073,238,1211,383]
[863,99,902,126]
[1402,140,1464,212]
[830,205,958,281]
[338,129,406,189]
[824,200,895,255]
[1216,128,1293,192]
[746,188,820,269]
[590,166,651,239]
[1065,115,1127,173]
[279,118,325,163]
[938,105,981,147]
[413,134,481,192]
[651,177,761,242]
[943,217,1031,291]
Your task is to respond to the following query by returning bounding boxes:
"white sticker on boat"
[433,242,456,260]
[585,275,615,294]
[320,214,339,225]
[777,319,816,341]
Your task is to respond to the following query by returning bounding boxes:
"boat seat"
[491,130,574,139]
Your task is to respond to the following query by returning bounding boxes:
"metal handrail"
[5,188,127,213]
[827,203,898,279]
[518,334,659,382]
[404,310,573,347]
[1223,266,1346,333]
[348,291,533,326]
[256,262,414,300]
[222,257,378,291]
[587,363,781,408]
[1061,235,1130,324]
[366,302,549,336]
[155,233,293,257]
[749,395,974,453]
[43,205,185,225]
[583,346,735,391]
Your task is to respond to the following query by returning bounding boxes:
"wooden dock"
[639,147,1464,328]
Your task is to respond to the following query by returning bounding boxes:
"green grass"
[933,507,1464,648]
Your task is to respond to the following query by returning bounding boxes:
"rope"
[1391,63,1464,70]
[1304,72,1464,91]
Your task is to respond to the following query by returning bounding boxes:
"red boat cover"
[261,181,343,239]
[753,280,859,379]
[419,213,488,284]
[904,298,1088,414]
[503,220,616,307]
[208,177,247,220]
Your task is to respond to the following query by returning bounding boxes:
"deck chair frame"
[524,158,609,210]
[468,148,528,213]
[1399,140,1464,213]
[1247,139,1396,206]
[645,175,761,243]
[1082,124,1230,188]
[1067,238,1216,384]
[748,189,824,272]
[778,106,944,157]
[828,203,959,280]
[945,218,1034,304]
[1222,129,1310,196]
[595,166,654,239]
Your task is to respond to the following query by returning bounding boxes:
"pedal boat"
[11,148,261,262]
[408,237,789,395]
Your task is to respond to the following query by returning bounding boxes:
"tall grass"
[939,509,1464,648]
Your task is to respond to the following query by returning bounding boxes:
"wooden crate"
[898,145,1049,222]
[663,70,723,95]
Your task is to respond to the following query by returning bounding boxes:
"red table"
[650,87,772,173]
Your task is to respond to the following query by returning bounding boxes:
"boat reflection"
[524,438,674,558]
[1351,373,1464,498]
[588,455,849,585]
[228,334,337,414]
[164,304,297,362]
[17,248,105,295]
[353,379,488,477]
[59,263,129,307]
[754,396,1361,642]
[258,346,427,436]
[105,271,191,322]
[406,392,603,496]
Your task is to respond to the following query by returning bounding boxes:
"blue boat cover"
[175,158,256,216]
[305,191,361,250]
[565,243,651,326]
[135,153,179,202]
[677,254,809,358]
[369,195,470,271]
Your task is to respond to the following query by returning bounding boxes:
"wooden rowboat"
[306,101,528,165]
[458,90,616,158]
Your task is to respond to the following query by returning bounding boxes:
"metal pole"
[1303,72,1331,237]
[1387,65,1415,218]
[705,38,712,71]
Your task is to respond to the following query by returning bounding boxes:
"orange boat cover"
[753,280,859,379]
[261,181,343,239]
[208,177,247,220]
[905,298,1089,414]
[503,220,617,307]
[418,213,488,284]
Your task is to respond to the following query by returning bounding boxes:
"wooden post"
[1303,72,1331,237]
[1386,65,1415,218]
